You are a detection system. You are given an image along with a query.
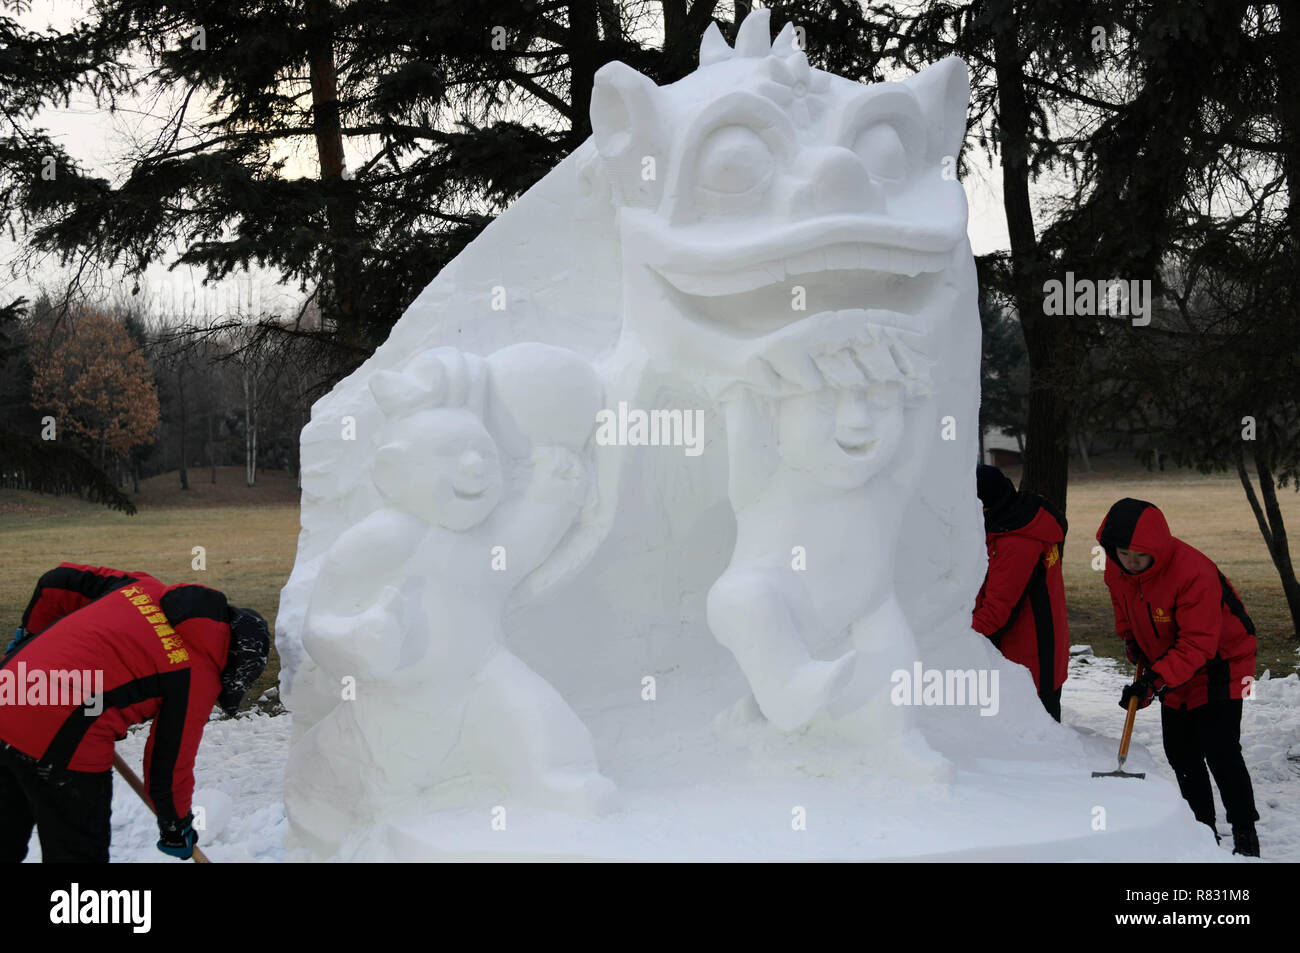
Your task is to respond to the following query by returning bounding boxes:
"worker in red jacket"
[1097,498,1260,856]
[0,563,269,863]
[972,465,1070,721]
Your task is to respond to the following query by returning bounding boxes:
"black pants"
[0,747,112,862]
[1040,685,1062,722]
[1161,699,1259,830]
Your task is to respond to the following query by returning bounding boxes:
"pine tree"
[15,0,643,363]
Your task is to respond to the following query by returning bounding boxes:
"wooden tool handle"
[1117,661,1146,762]
[1117,695,1140,761]
[112,752,211,864]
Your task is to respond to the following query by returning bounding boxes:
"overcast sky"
[4,1,1014,323]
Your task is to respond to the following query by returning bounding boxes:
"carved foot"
[754,651,857,732]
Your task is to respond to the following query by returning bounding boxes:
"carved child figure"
[707,323,943,771]
[286,344,613,855]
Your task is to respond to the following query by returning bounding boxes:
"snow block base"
[320,695,1228,862]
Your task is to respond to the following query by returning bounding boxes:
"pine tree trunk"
[567,0,601,143]
[1278,3,1300,246]
[658,0,696,83]
[991,0,1070,513]
[306,0,361,351]
[597,0,620,41]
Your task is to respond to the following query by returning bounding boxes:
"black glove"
[1124,640,1149,668]
[1119,671,1157,711]
[157,813,197,860]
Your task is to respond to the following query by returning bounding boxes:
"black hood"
[984,489,1068,538]
[1096,498,1174,577]
[976,464,1016,510]
[219,607,270,716]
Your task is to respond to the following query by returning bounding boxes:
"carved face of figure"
[373,408,503,531]
[589,10,969,361]
[777,380,904,488]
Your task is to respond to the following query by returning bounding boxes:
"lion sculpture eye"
[695,125,775,195]
[852,122,908,182]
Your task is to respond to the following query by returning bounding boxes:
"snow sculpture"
[702,328,936,734]
[279,10,1039,861]
[283,345,613,856]
[584,15,967,741]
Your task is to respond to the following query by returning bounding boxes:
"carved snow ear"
[371,348,486,416]
[904,56,970,161]
[403,349,451,406]
[370,370,427,417]
[590,61,664,208]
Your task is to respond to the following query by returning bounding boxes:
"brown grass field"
[1011,459,1300,676]
[1,459,1297,710]
[0,468,301,708]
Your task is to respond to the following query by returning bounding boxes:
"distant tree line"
[0,292,316,499]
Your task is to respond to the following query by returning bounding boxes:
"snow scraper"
[1092,662,1146,780]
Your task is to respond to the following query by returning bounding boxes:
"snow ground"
[22,710,291,863]
[1061,648,1300,862]
[21,649,1299,862]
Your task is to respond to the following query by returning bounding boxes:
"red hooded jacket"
[0,563,231,821]
[1096,499,1256,710]
[973,492,1070,694]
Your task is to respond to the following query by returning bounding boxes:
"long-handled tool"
[1092,661,1147,780]
[112,752,210,863]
